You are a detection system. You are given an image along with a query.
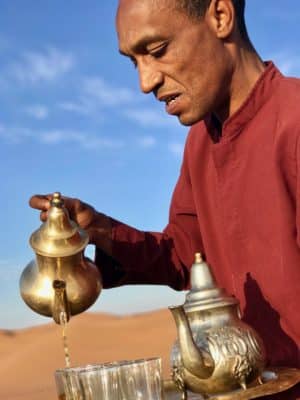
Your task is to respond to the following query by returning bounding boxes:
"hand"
[29,193,96,230]
[29,194,112,254]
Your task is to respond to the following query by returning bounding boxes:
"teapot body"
[170,303,266,395]
[20,252,102,319]
[20,193,102,323]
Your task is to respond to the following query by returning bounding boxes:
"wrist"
[85,211,113,255]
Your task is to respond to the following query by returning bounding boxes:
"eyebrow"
[119,34,167,57]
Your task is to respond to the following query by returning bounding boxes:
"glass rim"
[55,356,161,375]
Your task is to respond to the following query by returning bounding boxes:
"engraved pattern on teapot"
[207,326,264,387]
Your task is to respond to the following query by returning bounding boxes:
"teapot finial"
[194,252,202,263]
[51,192,64,208]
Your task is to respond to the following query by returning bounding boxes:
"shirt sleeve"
[95,131,204,290]
[296,132,300,249]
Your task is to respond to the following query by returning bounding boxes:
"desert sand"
[0,309,177,400]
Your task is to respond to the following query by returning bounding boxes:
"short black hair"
[176,0,249,42]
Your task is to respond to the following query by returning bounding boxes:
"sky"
[0,1,299,329]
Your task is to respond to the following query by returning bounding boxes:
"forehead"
[116,0,188,51]
[117,0,179,17]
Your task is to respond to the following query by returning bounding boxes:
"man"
[30,0,300,397]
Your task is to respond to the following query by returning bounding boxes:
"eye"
[148,42,168,59]
[129,56,137,69]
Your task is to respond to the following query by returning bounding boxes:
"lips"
[158,92,182,115]
[158,92,180,104]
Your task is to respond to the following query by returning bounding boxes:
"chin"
[177,112,205,126]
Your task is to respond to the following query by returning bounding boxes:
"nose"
[138,60,163,94]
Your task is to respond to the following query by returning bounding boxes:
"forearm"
[95,216,202,290]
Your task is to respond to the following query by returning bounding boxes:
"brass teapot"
[169,253,266,397]
[20,192,102,324]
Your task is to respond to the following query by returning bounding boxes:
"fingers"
[40,210,49,222]
[29,194,53,222]
[63,197,96,228]
[29,193,96,229]
[29,194,52,211]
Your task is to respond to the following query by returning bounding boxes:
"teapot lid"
[30,192,89,257]
[184,253,238,312]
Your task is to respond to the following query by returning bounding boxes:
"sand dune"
[0,310,177,400]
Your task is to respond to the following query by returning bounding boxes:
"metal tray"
[163,368,300,400]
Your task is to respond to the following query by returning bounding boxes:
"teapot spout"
[52,280,70,325]
[169,305,214,379]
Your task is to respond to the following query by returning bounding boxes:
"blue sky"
[0,1,299,329]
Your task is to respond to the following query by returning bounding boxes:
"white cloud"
[0,124,124,150]
[39,130,87,145]
[83,77,136,106]
[58,77,137,117]
[82,137,124,150]
[137,135,156,148]
[124,108,177,127]
[38,129,124,150]
[39,130,67,144]
[0,124,32,144]
[25,104,49,120]
[58,101,92,115]
[168,142,184,157]
[11,47,75,83]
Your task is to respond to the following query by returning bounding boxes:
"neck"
[215,46,266,124]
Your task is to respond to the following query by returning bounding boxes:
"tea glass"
[55,357,163,399]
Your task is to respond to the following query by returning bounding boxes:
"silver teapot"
[169,253,266,397]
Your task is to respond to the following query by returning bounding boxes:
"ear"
[205,0,235,39]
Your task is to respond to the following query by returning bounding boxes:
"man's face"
[117,0,232,126]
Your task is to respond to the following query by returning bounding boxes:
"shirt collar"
[204,62,283,143]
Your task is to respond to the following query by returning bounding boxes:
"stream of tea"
[60,311,71,368]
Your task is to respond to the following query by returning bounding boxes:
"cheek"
[187,70,213,100]
[191,57,227,100]
[185,40,227,90]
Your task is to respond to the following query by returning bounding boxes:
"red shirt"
[96,63,300,396]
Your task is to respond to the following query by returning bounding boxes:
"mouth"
[158,93,181,105]
[158,93,182,115]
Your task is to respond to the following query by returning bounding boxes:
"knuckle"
[73,198,82,210]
